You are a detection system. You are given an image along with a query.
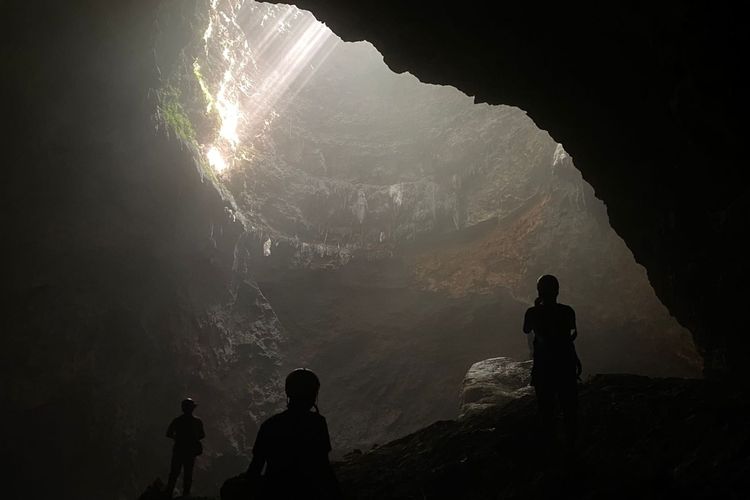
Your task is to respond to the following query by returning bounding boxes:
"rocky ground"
[335,374,750,500]
[141,368,749,500]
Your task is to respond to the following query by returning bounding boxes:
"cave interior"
[2,0,749,499]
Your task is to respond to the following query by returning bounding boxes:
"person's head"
[536,274,559,303]
[285,368,320,412]
[181,398,197,414]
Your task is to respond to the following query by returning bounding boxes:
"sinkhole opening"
[157,0,702,456]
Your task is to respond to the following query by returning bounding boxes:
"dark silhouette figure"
[523,275,582,445]
[165,398,205,498]
[245,368,340,499]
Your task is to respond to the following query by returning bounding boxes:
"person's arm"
[245,436,267,498]
[246,424,267,477]
[570,308,578,341]
[197,419,205,440]
[523,308,534,334]
[570,307,582,378]
[523,308,535,358]
[166,419,176,439]
[319,418,342,499]
[246,453,265,477]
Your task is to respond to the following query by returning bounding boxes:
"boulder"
[460,357,533,417]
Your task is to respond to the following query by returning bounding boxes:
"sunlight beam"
[200,1,338,175]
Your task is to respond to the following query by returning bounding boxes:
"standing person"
[523,275,582,445]
[165,398,205,498]
[246,368,340,499]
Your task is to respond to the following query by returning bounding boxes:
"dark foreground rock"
[335,375,750,499]
[136,375,750,500]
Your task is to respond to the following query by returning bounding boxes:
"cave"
[3,1,748,499]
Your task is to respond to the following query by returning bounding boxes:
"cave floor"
[335,375,750,500]
[140,375,750,500]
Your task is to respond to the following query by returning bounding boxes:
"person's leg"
[560,378,579,446]
[166,453,182,497]
[183,455,195,497]
[535,382,556,441]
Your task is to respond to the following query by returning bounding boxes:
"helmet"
[536,274,560,298]
[285,368,320,403]
[181,398,197,412]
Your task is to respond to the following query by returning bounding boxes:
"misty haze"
[4,1,747,499]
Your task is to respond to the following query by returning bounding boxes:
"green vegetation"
[193,59,215,113]
[155,82,220,186]
[158,85,197,145]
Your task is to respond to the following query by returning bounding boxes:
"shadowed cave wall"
[1,0,742,499]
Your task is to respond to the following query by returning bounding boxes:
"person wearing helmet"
[165,398,205,497]
[523,275,582,445]
[245,369,340,499]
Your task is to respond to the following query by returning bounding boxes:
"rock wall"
[2,2,284,498]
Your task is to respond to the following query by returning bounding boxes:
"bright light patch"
[241,12,337,137]
[217,72,241,147]
[199,1,339,174]
[207,146,228,172]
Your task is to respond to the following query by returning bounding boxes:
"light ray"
[200,1,338,174]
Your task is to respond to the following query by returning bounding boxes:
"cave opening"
[150,0,703,460]
[7,0,748,498]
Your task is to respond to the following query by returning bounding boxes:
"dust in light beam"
[202,1,338,174]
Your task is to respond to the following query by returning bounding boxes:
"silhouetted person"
[166,398,205,498]
[523,275,582,446]
[246,368,340,499]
